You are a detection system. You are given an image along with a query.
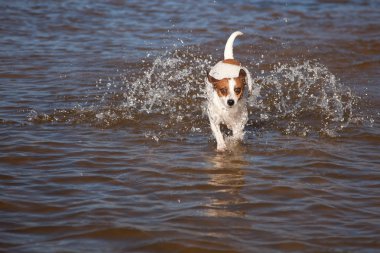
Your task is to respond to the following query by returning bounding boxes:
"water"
[1,1,380,252]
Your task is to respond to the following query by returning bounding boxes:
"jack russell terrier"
[205,31,253,151]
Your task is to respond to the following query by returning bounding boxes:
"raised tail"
[224,31,243,60]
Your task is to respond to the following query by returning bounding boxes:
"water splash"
[249,60,356,137]
[28,48,361,138]
[28,47,213,135]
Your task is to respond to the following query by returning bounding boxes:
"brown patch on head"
[208,68,247,98]
[213,79,230,97]
[222,59,241,66]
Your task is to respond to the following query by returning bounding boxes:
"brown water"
[1,1,380,252]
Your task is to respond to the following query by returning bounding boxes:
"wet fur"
[205,31,252,151]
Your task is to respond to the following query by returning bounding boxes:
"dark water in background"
[1,0,380,252]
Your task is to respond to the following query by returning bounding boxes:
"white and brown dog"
[205,31,253,151]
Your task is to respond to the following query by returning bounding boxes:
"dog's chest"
[208,99,247,128]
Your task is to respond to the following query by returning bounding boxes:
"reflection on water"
[206,152,247,218]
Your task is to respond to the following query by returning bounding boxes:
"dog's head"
[207,58,252,108]
[207,67,247,109]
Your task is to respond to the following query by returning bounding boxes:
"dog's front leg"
[209,119,226,151]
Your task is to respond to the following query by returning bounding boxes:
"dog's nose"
[227,99,235,106]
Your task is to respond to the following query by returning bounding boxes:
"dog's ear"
[207,71,219,85]
[240,67,253,95]
[239,69,247,85]
[239,69,247,79]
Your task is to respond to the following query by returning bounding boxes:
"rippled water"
[1,1,380,252]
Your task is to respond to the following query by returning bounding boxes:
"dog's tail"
[224,31,243,60]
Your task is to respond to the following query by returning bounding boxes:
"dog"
[205,31,253,151]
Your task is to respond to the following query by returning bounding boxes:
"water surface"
[1,1,380,252]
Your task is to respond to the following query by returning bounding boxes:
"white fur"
[205,31,253,151]
[224,31,243,59]
[209,61,241,80]
[205,78,248,151]
[209,31,244,80]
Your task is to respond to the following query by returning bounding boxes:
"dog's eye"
[219,88,227,95]
[234,88,241,94]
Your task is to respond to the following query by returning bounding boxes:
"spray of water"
[28,47,361,139]
[249,60,356,137]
